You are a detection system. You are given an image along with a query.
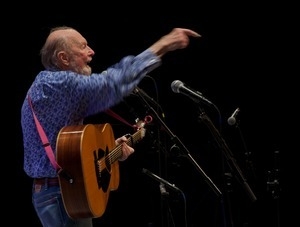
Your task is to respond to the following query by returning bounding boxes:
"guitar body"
[56,123,119,219]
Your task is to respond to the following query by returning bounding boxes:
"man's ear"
[57,51,69,66]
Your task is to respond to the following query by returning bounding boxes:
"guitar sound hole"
[94,148,111,192]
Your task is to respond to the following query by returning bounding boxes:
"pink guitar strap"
[105,108,136,128]
[27,96,63,172]
[105,109,152,130]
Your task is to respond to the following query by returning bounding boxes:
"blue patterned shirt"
[21,49,161,178]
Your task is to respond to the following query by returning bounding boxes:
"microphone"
[159,183,169,196]
[171,80,212,105]
[142,168,181,192]
[227,107,240,126]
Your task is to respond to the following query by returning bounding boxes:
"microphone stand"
[133,87,172,227]
[142,168,188,227]
[197,110,257,202]
[134,88,222,198]
[267,150,281,227]
[234,120,256,180]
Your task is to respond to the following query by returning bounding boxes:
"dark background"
[15,3,295,227]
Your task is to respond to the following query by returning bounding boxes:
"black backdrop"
[15,3,293,227]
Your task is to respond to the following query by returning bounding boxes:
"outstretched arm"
[148,28,201,58]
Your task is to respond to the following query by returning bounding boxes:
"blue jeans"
[32,179,93,227]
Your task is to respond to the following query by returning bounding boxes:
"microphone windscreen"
[227,117,236,126]
[171,80,183,93]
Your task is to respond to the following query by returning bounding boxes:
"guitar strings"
[97,131,142,172]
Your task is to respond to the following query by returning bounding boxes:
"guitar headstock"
[134,115,152,139]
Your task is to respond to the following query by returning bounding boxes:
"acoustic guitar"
[56,120,146,219]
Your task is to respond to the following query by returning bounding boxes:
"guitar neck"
[109,128,145,163]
